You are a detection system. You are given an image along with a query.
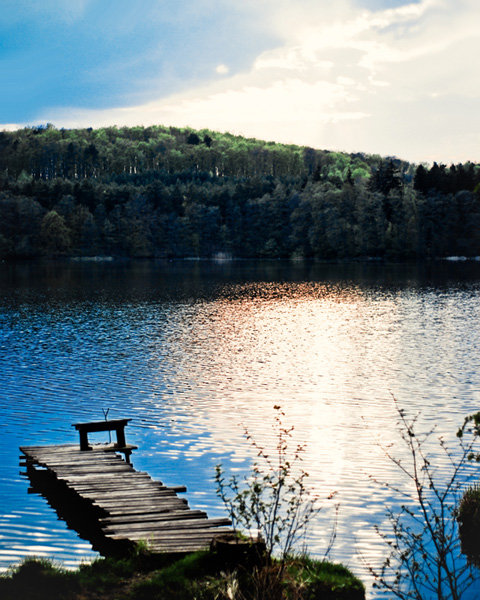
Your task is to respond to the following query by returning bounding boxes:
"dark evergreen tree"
[414,164,429,194]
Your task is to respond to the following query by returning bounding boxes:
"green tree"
[39,210,72,255]
[69,205,99,255]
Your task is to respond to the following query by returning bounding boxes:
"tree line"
[0,123,479,260]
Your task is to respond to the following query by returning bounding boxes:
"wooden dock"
[20,442,233,556]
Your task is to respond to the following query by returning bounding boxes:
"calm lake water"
[1,259,480,596]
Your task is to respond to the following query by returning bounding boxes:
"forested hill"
[0,123,479,260]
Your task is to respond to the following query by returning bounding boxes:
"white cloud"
[0,123,23,132]
[33,0,480,163]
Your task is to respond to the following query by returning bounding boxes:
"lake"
[1,259,480,597]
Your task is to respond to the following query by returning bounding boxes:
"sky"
[0,0,479,165]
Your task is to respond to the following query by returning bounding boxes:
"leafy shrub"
[215,405,332,571]
[366,400,480,600]
[213,405,345,599]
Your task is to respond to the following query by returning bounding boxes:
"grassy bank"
[0,549,365,600]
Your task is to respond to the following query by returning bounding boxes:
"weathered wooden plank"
[69,480,165,489]
[69,471,164,489]
[142,529,233,541]
[103,504,191,517]
[100,499,188,508]
[25,454,123,463]
[106,517,230,531]
[49,465,135,475]
[23,456,128,468]
[81,481,170,490]
[52,471,135,480]
[73,481,161,498]
[21,446,108,457]
[96,491,187,502]
[102,513,210,529]
[80,489,178,500]
[64,472,152,481]
[110,527,232,541]
[22,444,135,459]
[145,541,211,552]
[107,526,232,541]
[60,458,127,466]
[148,543,211,553]
[104,518,230,535]
[100,509,208,525]
[95,499,189,511]
[26,461,129,472]
[21,444,79,452]
[58,473,152,483]
[70,481,160,491]
[83,492,180,505]
[150,538,220,547]
[71,483,186,495]
[23,448,124,458]
[150,544,210,552]
[110,535,227,547]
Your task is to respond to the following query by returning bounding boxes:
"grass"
[0,558,79,600]
[286,556,366,599]
[0,549,365,600]
[458,483,480,528]
[458,483,480,565]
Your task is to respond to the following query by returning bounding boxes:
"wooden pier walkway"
[20,438,232,556]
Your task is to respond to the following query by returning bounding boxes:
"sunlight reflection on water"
[1,260,480,597]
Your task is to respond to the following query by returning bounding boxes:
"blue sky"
[1,0,478,164]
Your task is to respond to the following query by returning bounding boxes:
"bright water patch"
[1,260,480,598]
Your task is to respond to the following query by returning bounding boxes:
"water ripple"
[1,260,480,595]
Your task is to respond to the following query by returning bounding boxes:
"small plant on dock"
[215,405,334,571]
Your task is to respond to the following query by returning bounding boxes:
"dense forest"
[0,123,479,260]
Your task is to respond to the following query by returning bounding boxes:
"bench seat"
[72,419,136,462]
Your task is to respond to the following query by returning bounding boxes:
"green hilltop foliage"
[0,123,479,259]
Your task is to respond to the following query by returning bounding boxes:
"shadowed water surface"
[1,259,480,597]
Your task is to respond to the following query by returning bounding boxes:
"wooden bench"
[72,419,137,463]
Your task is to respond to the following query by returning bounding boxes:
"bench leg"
[115,427,126,448]
[79,431,90,451]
